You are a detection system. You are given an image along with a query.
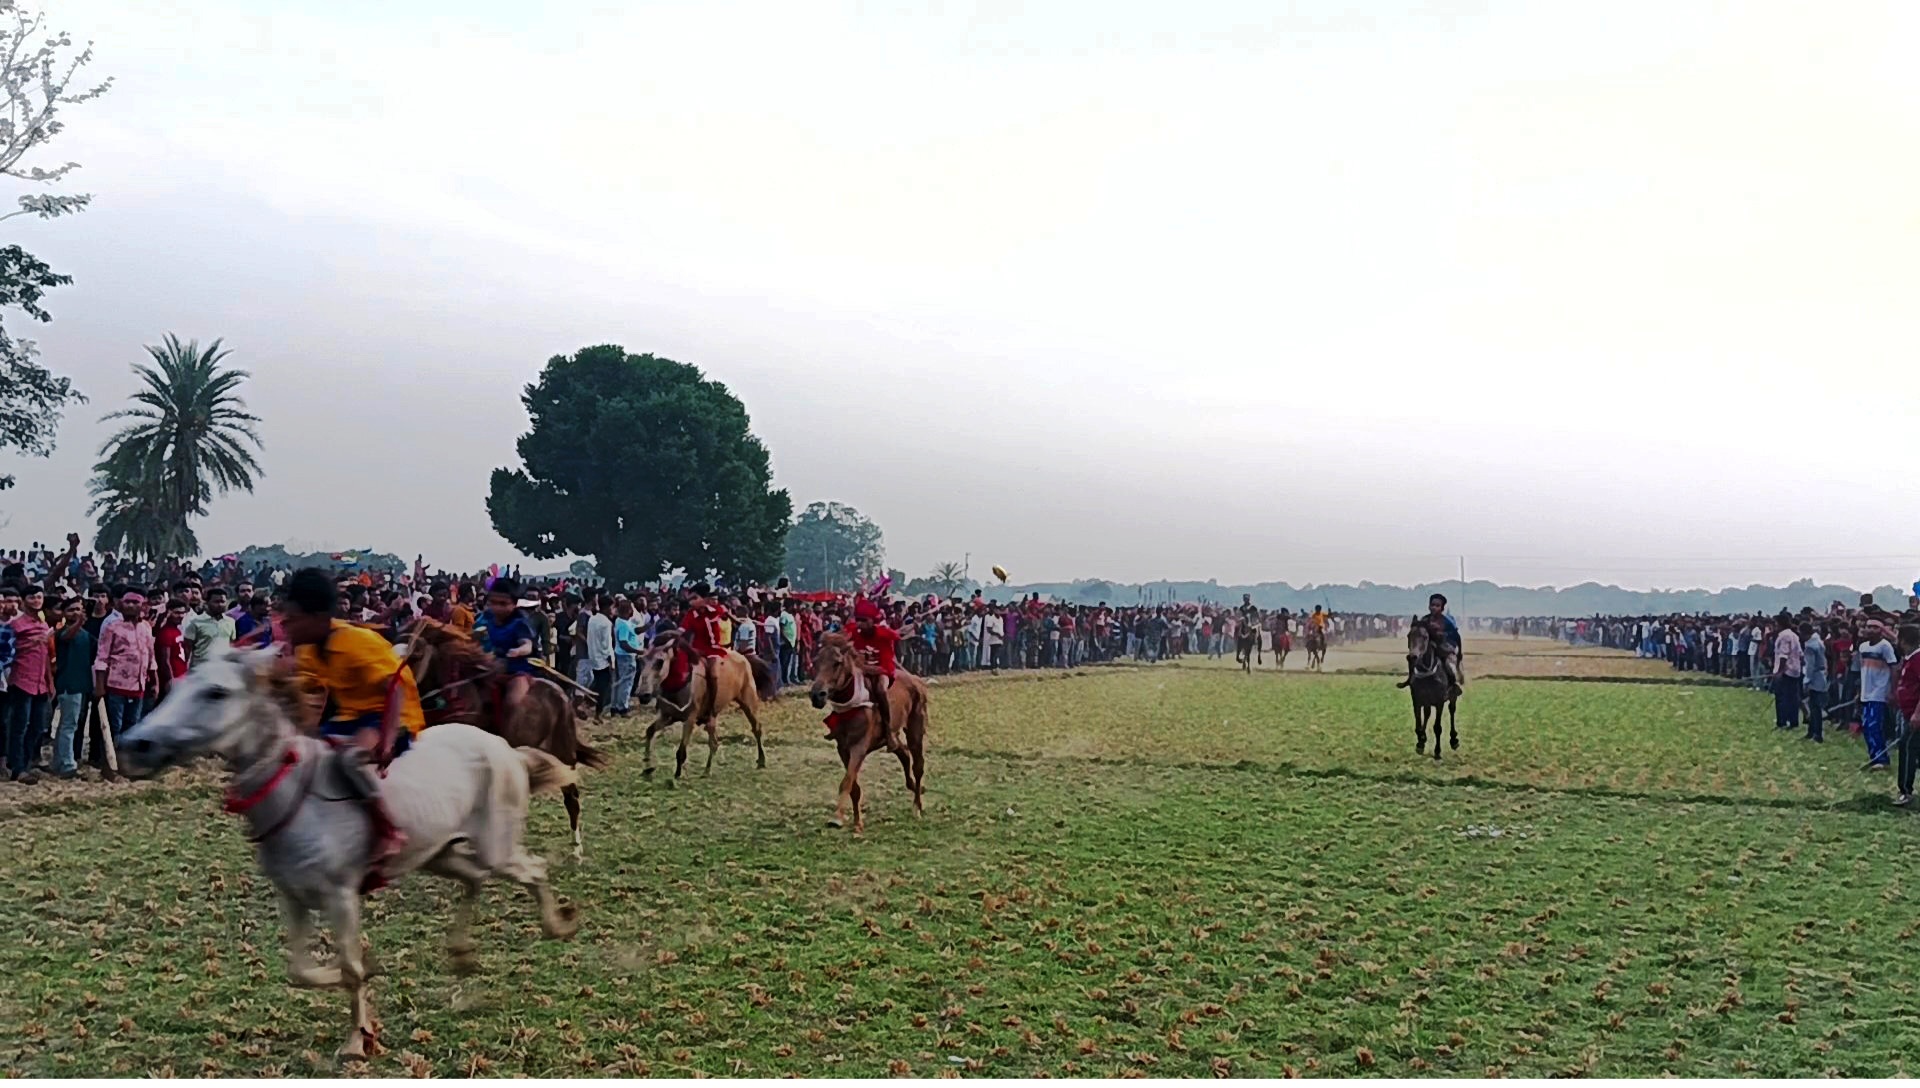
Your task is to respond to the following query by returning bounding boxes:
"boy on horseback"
[677,581,728,725]
[1423,592,1464,694]
[476,577,538,720]
[849,594,904,753]
[282,567,426,881]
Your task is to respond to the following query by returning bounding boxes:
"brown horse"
[633,635,776,778]
[1400,621,1459,760]
[808,633,928,832]
[400,620,608,859]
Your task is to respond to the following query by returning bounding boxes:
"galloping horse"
[633,634,777,778]
[1234,618,1260,673]
[400,620,607,860]
[1273,621,1293,670]
[809,633,928,832]
[118,648,579,1060]
[1304,626,1328,671]
[1401,621,1459,760]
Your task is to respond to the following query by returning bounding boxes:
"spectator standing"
[1772,617,1803,732]
[49,598,92,779]
[1858,620,1898,769]
[586,593,615,719]
[93,590,156,755]
[1802,622,1828,742]
[778,600,799,685]
[611,597,640,716]
[182,586,236,668]
[5,586,52,782]
[1893,625,1920,805]
[155,599,190,699]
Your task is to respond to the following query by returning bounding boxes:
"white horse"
[118,647,581,1060]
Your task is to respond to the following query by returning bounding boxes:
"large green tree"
[782,501,885,592]
[0,6,112,490]
[488,345,790,587]
[89,336,262,558]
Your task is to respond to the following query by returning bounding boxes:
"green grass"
[4,665,1916,1076]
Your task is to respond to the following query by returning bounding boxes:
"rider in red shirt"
[849,595,904,752]
[676,582,729,722]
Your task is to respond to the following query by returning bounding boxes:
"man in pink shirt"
[5,586,54,783]
[93,589,157,750]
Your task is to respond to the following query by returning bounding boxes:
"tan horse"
[808,633,928,832]
[634,635,776,778]
[400,620,608,860]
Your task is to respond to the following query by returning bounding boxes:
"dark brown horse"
[1304,627,1328,671]
[808,633,928,832]
[400,620,608,859]
[1400,622,1459,760]
[633,635,777,778]
[1234,619,1259,673]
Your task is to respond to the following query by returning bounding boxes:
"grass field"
[5,649,1917,1077]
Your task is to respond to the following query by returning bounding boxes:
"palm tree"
[930,560,967,597]
[91,335,261,557]
[87,469,197,560]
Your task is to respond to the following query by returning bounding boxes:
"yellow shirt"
[718,617,733,647]
[295,621,426,737]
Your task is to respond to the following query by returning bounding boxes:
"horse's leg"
[832,735,871,830]
[276,887,341,989]
[1414,701,1427,754]
[641,718,659,778]
[1432,701,1444,762]
[321,886,375,1061]
[1449,698,1459,751]
[741,699,767,769]
[424,843,488,975]
[702,717,719,776]
[562,783,583,861]
[675,717,693,780]
[911,711,927,815]
[496,846,580,940]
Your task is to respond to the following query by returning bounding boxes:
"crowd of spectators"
[1497,595,1920,806]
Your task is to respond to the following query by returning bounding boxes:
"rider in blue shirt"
[1426,592,1463,691]
[476,577,538,718]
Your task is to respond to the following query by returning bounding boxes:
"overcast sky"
[3,0,1918,592]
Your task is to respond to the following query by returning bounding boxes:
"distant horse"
[1234,619,1260,673]
[117,648,579,1060]
[1274,624,1293,670]
[1400,621,1459,760]
[1304,627,1328,671]
[400,620,608,860]
[809,633,929,832]
[634,634,777,778]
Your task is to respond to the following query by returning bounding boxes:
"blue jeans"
[612,655,636,713]
[1805,687,1826,741]
[4,689,51,778]
[52,693,84,776]
[1863,701,1890,766]
[103,693,145,741]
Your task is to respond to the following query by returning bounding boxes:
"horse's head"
[1406,618,1431,661]
[634,632,682,705]
[119,646,294,778]
[809,633,857,710]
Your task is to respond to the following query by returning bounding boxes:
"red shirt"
[680,605,725,657]
[156,622,188,682]
[1895,652,1920,721]
[851,623,901,677]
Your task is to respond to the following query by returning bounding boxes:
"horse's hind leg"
[1432,704,1444,762]
[424,843,488,974]
[321,886,375,1061]
[1449,699,1459,751]
[741,700,767,769]
[562,783,583,861]
[703,719,719,776]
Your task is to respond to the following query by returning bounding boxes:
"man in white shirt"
[586,593,615,720]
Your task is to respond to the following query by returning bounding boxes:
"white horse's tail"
[519,748,578,795]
